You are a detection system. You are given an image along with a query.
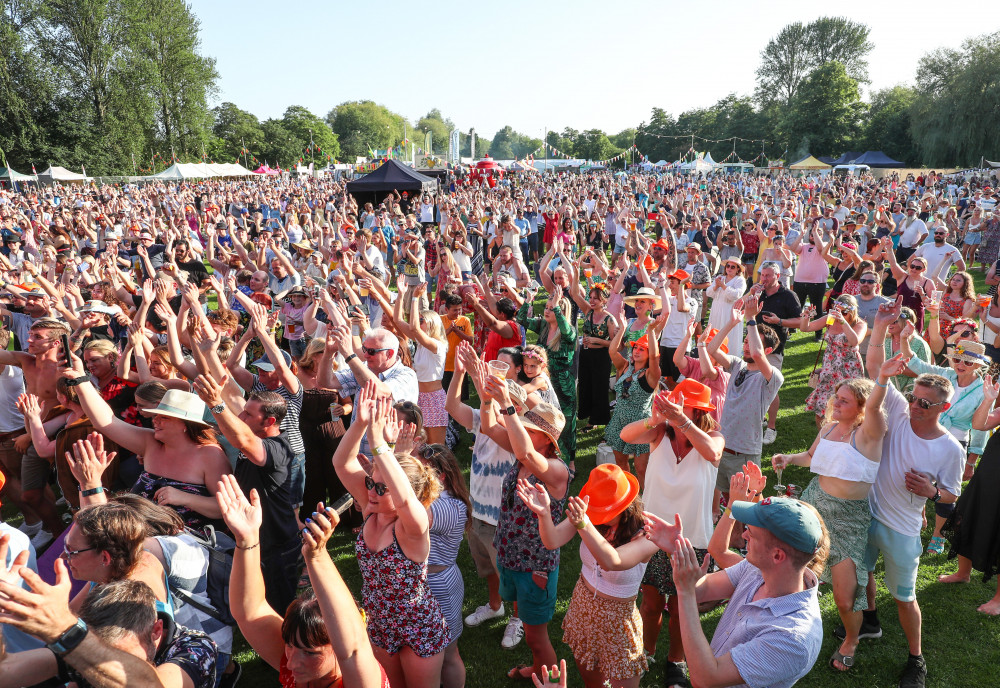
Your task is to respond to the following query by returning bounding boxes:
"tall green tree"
[806,17,873,84]
[211,102,264,163]
[574,130,619,163]
[280,105,338,166]
[864,86,918,165]
[327,100,408,160]
[782,61,862,156]
[755,22,811,106]
[416,109,452,154]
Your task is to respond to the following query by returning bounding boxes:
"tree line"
[2,6,997,175]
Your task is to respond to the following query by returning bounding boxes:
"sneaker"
[501,616,524,649]
[762,428,778,445]
[833,617,883,641]
[464,602,504,627]
[30,530,53,551]
[18,521,41,537]
[219,659,242,688]
[926,536,945,554]
[898,655,927,688]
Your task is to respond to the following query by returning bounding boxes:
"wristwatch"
[746,319,758,327]
[498,406,516,416]
[344,353,358,364]
[210,402,226,414]
[930,486,942,502]
[47,618,88,656]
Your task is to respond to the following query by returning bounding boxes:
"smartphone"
[329,493,354,516]
[60,334,71,364]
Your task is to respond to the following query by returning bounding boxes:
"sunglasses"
[859,278,877,284]
[909,264,925,270]
[362,346,391,356]
[365,476,388,496]
[903,392,946,410]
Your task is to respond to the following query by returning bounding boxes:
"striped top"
[251,374,304,455]
[428,491,467,567]
[709,560,822,687]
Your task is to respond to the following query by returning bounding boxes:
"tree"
[415,109,451,154]
[574,130,619,163]
[755,22,811,106]
[610,128,636,151]
[782,61,862,157]
[806,17,873,84]
[327,100,407,160]
[211,102,263,163]
[864,86,918,165]
[636,108,680,163]
[280,105,338,166]
[489,126,516,159]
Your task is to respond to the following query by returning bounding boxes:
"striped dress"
[427,490,467,643]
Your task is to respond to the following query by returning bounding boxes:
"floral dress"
[355,519,449,657]
[805,332,864,414]
[938,295,968,340]
[604,365,655,455]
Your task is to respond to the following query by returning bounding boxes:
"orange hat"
[668,378,716,412]
[705,327,729,354]
[652,238,671,250]
[666,269,690,282]
[642,255,655,271]
[0,466,5,507]
[579,464,639,525]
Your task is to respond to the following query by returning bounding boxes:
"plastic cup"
[978,295,992,309]
[826,313,836,326]
[487,360,510,381]
[360,286,370,297]
[584,268,592,280]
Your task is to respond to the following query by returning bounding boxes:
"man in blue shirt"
[513,209,531,266]
[646,497,825,688]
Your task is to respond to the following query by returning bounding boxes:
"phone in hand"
[60,334,72,365]
[329,493,354,516]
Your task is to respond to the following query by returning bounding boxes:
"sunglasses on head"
[903,392,946,410]
[365,476,388,496]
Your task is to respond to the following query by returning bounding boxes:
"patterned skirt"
[561,577,647,680]
[801,479,871,611]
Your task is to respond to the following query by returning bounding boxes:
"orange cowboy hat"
[667,378,716,412]
[579,464,640,525]
[705,327,729,354]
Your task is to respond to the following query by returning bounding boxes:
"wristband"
[344,353,358,363]
[875,379,887,388]
[678,419,693,432]
[79,486,105,496]
[722,506,733,520]
[373,443,392,456]
[236,541,260,551]
[64,376,90,387]
[573,515,591,531]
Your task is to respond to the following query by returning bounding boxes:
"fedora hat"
[947,341,989,367]
[622,287,662,308]
[705,327,729,354]
[145,390,211,427]
[668,378,716,412]
[519,402,565,453]
[578,464,639,525]
[666,268,690,282]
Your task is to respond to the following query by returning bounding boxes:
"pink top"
[681,356,729,422]
[793,243,830,284]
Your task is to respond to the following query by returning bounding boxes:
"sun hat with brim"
[579,464,640,525]
[77,300,121,316]
[252,349,293,372]
[292,240,314,253]
[667,378,716,412]
[641,255,656,271]
[685,244,703,254]
[519,402,565,453]
[505,379,528,408]
[283,287,308,302]
[622,287,662,308]
[652,238,671,250]
[947,341,989,367]
[731,497,822,554]
[145,390,211,428]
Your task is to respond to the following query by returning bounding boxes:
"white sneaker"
[18,521,42,536]
[762,428,777,445]
[30,530,53,550]
[501,616,524,649]
[464,602,504,627]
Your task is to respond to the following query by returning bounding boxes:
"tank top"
[810,427,879,484]
[484,324,522,362]
[413,341,446,382]
[578,540,647,599]
[642,435,718,548]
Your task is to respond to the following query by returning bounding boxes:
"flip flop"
[829,649,854,671]
[507,664,532,681]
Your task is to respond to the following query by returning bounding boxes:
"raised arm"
[195,372,266,465]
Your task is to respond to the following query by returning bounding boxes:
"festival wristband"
[574,515,591,531]
[79,486,105,496]
[373,443,392,456]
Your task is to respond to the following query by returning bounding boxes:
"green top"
[517,301,577,369]
[883,334,931,391]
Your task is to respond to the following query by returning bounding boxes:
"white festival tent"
[679,157,715,173]
[36,166,87,184]
[147,163,254,180]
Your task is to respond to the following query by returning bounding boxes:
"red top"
[484,324,523,362]
[279,654,391,688]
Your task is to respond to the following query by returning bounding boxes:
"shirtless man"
[0,318,72,539]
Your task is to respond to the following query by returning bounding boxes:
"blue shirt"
[709,560,822,688]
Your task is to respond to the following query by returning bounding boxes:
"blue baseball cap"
[730,498,823,554]
[252,349,292,372]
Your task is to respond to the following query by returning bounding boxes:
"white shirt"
[870,382,964,536]
[898,216,927,248]
[0,366,25,432]
[912,241,961,277]
[659,295,698,347]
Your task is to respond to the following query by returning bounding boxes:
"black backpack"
[172,526,237,626]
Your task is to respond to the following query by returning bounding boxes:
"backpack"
[172,526,237,626]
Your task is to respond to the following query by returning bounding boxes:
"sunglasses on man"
[903,392,946,410]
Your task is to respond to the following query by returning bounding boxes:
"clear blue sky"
[191,0,985,140]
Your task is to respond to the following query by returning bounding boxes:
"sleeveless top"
[643,435,718,548]
[810,427,879,484]
[484,324,522,362]
[131,472,222,532]
[578,540,647,599]
[413,340,447,382]
[581,311,612,340]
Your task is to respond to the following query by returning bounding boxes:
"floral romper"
[355,518,450,657]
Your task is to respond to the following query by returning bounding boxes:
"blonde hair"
[822,378,876,427]
[544,297,572,351]
[419,310,446,342]
[149,346,177,375]
[396,454,441,507]
[834,294,860,326]
[83,338,119,363]
[298,338,328,373]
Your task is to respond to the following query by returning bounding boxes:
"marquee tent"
[851,151,904,168]
[35,166,86,184]
[0,167,33,182]
[830,152,864,165]
[789,155,831,170]
[345,158,436,205]
[253,165,280,176]
[680,158,715,173]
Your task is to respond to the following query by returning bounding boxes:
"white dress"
[706,275,747,351]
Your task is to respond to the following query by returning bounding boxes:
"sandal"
[829,649,854,671]
[926,536,946,555]
[662,660,689,687]
[507,664,532,681]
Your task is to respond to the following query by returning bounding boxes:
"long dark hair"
[596,496,645,549]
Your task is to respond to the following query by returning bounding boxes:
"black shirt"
[234,433,299,556]
[759,286,802,356]
[175,258,210,287]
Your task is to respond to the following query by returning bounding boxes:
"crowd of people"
[0,165,996,688]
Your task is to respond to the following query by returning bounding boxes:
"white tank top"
[413,341,446,382]
[810,431,879,484]
[642,436,718,548]
[578,541,647,599]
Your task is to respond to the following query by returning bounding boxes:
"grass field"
[233,271,1000,688]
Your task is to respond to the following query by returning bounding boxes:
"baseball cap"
[252,349,293,372]
[730,498,823,554]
